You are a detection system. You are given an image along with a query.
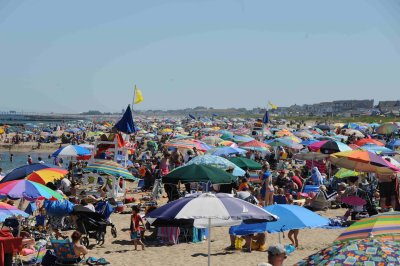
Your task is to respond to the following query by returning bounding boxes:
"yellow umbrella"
[160,128,173,133]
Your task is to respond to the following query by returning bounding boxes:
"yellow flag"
[134,86,144,104]
[268,101,278,110]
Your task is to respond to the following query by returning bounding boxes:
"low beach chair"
[20,244,46,266]
[50,238,82,265]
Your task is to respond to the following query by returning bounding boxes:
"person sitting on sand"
[130,206,145,251]
[71,231,88,258]
[257,244,287,266]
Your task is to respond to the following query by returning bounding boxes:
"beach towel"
[157,227,180,245]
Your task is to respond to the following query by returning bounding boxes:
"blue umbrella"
[359,143,397,155]
[0,163,60,183]
[266,138,303,149]
[114,105,138,134]
[208,147,247,157]
[387,139,400,150]
[229,204,329,235]
[300,139,319,146]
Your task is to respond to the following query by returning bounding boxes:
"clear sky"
[1,0,400,113]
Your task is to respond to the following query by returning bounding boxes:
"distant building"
[377,101,400,115]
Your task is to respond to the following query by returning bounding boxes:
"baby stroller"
[95,200,117,238]
[73,205,114,248]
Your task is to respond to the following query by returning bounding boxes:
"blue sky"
[1,0,400,113]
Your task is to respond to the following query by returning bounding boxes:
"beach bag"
[44,200,75,216]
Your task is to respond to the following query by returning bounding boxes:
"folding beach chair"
[20,244,47,266]
[50,238,82,265]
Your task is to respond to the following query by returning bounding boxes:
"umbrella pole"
[208,217,211,266]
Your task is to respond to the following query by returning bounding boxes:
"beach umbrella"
[26,168,68,185]
[0,202,29,222]
[299,139,319,146]
[309,140,351,154]
[1,163,63,183]
[201,136,223,146]
[315,124,331,131]
[113,105,138,134]
[0,180,64,200]
[239,140,270,151]
[229,204,329,235]
[85,160,138,181]
[218,140,238,147]
[52,145,91,158]
[184,155,245,176]
[228,157,262,170]
[342,123,359,129]
[208,146,246,156]
[147,193,277,266]
[354,138,384,147]
[359,143,396,155]
[334,168,359,179]
[231,135,254,143]
[294,131,313,139]
[376,123,398,135]
[336,212,400,242]
[340,195,367,207]
[342,129,365,138]
[295,238,400,266]
[275,129,293,137]
[160,128,173,134]
[266,138,303,150]
[164,139,213,152]
[382,156,400,168]
[162,164,237,185]
[387,139,400,150]
[329,150,400,175]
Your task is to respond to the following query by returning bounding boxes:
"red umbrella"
[341,195,367,206]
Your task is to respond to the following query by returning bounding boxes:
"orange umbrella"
[354,138,384,147]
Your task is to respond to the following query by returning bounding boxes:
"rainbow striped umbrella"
[376,123,398,135]
[336,212,400,242]
[85,160,138,180]
[0,202,29,222]
[27,168,68,185]
[329,150,400,175]
[0,180,64,200]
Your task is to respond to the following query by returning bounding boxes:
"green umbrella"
[162,164,237,184]
[228,157,262,170]
[334,168,360,179]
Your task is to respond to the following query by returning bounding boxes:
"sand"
[84,208,346,266]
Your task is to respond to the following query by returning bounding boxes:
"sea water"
[0,152,69,172]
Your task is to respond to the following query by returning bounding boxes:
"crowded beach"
[0,107,400,266]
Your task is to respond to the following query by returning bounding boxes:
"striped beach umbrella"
[336,212,400,242]
[26,168,68,185]
[0,180,64,200]
[164,139,213,152]
[184,155,245,176]
[147,193,277,266]
[85,160,138,180]
[329,150,400,175]
[239,140,270,151]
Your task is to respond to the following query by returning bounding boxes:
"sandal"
[96,258,110,265]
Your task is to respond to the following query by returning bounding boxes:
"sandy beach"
[85,208,345,266]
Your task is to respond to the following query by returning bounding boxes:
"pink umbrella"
[341,195,367,206]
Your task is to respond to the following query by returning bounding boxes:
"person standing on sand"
[130,206,145,251]
[10,154,13,162]
[27,155,33,165]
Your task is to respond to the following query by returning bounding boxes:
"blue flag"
[114,105,137,134]
[262,110,269,124]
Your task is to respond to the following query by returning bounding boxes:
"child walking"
[130,206,145,250]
